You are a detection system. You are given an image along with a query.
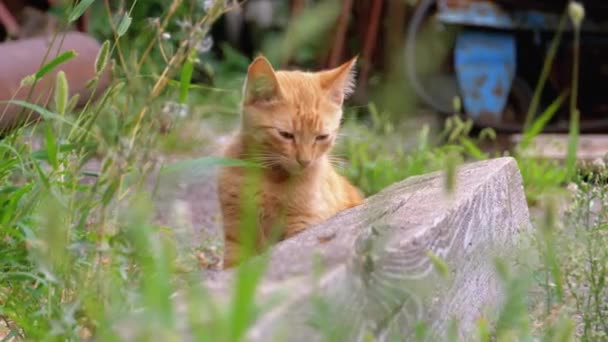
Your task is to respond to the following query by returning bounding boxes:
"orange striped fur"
[218,56,363,268]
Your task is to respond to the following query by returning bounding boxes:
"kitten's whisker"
[245,153,276,160]
[328,154,347,159]
[244,154,282,169]
[327,155,347,168]
[328,154,347,161]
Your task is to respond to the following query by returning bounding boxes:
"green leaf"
[477,317,491,342]
[414,321,429,341]
[116,14,132,37]
[30,143,93,161]
[426,250,449,278]
[66,93,81,113]
[44,122,58,169]
[595,223,608,231]
[95,40,110,75]
[159,157,260,176]
[0,186,19,196]
[68,0,94,22]
[2,100,74,127]
[553,318,575,342]
[520,91,568,149]
[35,50,77,80]
[443,150,460,194]
[459,137,487,160]
[566,108,580,180]
[102,180,119,206]
[54,71,69,115]
[179,55,195,104]
[32,159,50,189]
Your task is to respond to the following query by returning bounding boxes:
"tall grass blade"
[116,14,133,37]
[35,50,77,80]
[68,0,94,22]
[566,109,580,180]
[2,100,75,128]
[95,41,111,75]
[460,137,487,160]
[54,71,69,116]
[179,55,195,105]
[523,11,567,130]
[520,91,568,149]
[566,24,581,180]
[44,122,58,169]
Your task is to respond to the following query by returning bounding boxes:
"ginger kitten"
[218,56,363,268]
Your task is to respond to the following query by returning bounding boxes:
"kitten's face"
[241,56,357,174]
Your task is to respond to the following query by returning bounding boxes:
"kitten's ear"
[319,56,358,105]
[244,56,282,105]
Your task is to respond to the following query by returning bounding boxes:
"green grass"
[0,0,601,341]
[337,105,498,197]
[0,1,253,340]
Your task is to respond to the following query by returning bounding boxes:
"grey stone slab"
[199,157,532,341]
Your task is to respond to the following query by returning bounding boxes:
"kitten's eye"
[315,134,329,141]
[278,130,294,140]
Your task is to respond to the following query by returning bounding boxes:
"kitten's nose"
[297,158,311,168]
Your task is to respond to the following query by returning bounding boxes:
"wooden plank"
[511,133,608,161]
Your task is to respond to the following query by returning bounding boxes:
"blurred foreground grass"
[0,0,604,341]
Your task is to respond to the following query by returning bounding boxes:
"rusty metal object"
[0,31,111,133]
[326,0,353,69]
[359,0,383,91]
[46,0,89,33]
[17,6,59,39]
[0,0,88,41]
[415,0,608,133]
[291,0,386,91]
[0,0,19,38]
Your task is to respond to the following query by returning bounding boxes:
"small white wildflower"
[196,36,214,53]
[177,104,189,118]
[97,239,110,252]
[202,0,214,11]
[161,32,171,40]
[118,137,131,151]
[58,162,65,183]
[567,182,579,194]
[162,101,179,115]
[162,101,189,118]
[568,1,585,29]
[592,157,605,170]
[147,17,160,27]
[172,200,192,230]
[175,19,191,29]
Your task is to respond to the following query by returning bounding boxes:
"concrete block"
[201,157,532,340]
